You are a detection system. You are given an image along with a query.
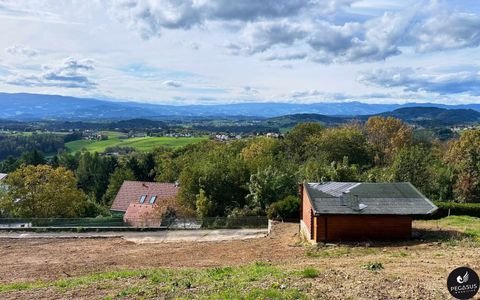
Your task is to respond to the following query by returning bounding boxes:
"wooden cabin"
[300,182,437,243]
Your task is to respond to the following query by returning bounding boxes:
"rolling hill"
[379,107,480,125]
[264,107,480,128]
[2,92,480,120]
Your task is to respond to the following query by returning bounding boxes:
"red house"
[300,182,437,243]
[110,181,179,227]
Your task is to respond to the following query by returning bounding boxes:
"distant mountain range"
[267,107,480,128]
[1,92,480,121]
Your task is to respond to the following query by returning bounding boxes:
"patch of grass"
[391,251,409,258]
[416,216,480,244]
[0,282,43,293]
[361,262,384,272]
[306,246,350,258]
[306,246,376,258]
[0,263,307,299]
[207,267,234,281]
[300,267,320,278]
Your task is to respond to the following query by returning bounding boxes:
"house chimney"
[340,191,349,206]
[174,181,179,187]
[350,195,360,211]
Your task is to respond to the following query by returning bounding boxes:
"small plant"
[361,262,384,271]
[306,246,351,258]
[301,267,320,278]
[391,251,408,257]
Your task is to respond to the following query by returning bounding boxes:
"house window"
[139,195,147,204]
[149,195,157,204]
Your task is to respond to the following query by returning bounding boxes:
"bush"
[82,199,111,217]
[267,195,300,220]
[301,267,319,278]
[362,262,384,271]
[419,202,480,219]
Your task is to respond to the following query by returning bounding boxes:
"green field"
[65,132,208,153]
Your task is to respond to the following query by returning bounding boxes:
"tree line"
[1,116,480,219]
[0,133,80,161]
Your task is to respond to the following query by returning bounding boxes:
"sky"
[1,0,480,105]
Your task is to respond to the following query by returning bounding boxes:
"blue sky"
[1,0,480,105]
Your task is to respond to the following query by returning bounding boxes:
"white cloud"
[1,57,96,89]
[359,67,480,95]
[111,0,312,39]
[1,0,480,105]
[5,45,38,57]
[412,12,480,53]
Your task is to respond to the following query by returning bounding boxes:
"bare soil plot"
[0,219,479,299]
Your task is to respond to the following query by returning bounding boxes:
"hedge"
[418,202,480,219]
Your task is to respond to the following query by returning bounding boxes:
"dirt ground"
[0,222,479,299]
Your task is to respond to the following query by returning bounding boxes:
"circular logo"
[447,267,479,299]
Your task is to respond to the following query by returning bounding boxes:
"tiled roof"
[123,203,161,228]
[305,182,437,215]
[110,181,179,212]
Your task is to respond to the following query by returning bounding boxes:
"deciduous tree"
[445,130,480,202]
[364,117,413,165]
[1,165,87,218]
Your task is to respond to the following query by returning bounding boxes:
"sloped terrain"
[0,220,479,299]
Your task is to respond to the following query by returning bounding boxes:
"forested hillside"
[1,116,479,219]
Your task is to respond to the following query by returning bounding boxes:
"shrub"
[301,267,320,278]
[419,202,480,219]
[361,262,384,271]
[267,195,300,220]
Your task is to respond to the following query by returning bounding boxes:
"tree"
[0,156,20,173]
[177,141,250,216]
[283,122,324,162]
[154,147,183,183]
[326,157,360,182]
[300,157,360,183]
[196,189,213,218]
[76,152,117,202]
[267,195,300,220]
[55,152,80,171]
[246,166,297,212]
[305,125,372,166]
[241,137,280,172]
[364,117,413,165]
[1,165,87,218]
[20,150,46,166]
[103,167,136,205]
[445,130,480,202]
[388,146,431,192]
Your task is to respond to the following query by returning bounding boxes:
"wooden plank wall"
[301,186,314,240]
[315,215,412,242]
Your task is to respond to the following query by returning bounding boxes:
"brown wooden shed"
[300,182,437,243]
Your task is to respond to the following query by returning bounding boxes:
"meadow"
[65,131,208,153]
